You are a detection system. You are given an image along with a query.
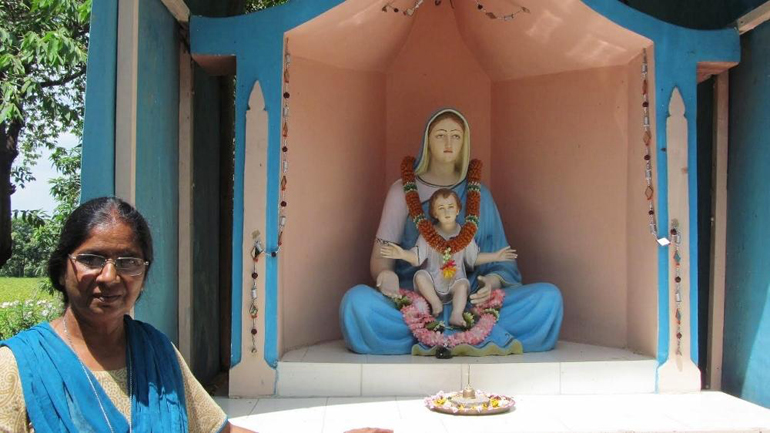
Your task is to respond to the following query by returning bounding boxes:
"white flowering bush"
[0,299,63,340]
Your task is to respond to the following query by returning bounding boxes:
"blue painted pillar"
[132,0,181,343]
[81,0,118,201]
[722,20,770,409]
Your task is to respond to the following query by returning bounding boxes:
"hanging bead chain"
[382,0,529,20]
[277,39,291,258]
[641,49,659,239]
[670,221,683,356]
[472,0,529,21]
[382,0,423,15]
[249,234,264,354]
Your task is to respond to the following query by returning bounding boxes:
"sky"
[11,132,79,214]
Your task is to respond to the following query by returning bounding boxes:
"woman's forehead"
[77,221,141,252]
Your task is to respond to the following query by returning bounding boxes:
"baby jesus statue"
[380,188,517,327]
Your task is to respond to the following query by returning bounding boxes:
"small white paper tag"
[657,237,671,246]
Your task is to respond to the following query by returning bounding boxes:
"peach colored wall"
[625,50,659,357]
[454,0,649,81]
[385,3,492,183]
[492,66,631,348]
[280,56,386,351]
[280,2,660,354]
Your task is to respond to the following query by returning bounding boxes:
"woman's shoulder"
[1,322,54,346]
[127,317,176,347]
[0,345,19,367]
[0,346,28,432]
[129,317,170,336]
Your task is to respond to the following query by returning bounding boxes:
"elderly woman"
[340,108,564,355]
[0,197,252,432]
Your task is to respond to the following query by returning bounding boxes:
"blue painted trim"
[581,0,739,62]
[687,82,700,366]
[81,0,118,202]
[655,81,672,367]
[263,53,283,369]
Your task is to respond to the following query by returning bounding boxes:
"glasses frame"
[68,253,150,277]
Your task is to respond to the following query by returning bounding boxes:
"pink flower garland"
[396,289,505,348]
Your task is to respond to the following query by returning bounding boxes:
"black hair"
[47,197,153,303]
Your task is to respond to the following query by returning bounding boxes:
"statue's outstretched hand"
[470,275,500,305]
[379,242,404,260]
[376,270,400,299]
[494,246,518,262]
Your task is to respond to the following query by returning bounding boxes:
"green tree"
[0,214,48,277]
[0,0,90,267]
[33,143,81,271]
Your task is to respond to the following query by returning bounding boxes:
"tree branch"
[39,66,87,89]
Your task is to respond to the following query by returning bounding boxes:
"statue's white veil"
[414,108,471,182]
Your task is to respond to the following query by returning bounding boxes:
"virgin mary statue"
[340,108,563,355]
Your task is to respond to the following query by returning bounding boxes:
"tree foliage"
[0,215,49,277]
[0,0,90,267]
[0,0,287,271]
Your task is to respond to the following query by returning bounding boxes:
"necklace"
[401,156,482,278]
[63,315,133,433]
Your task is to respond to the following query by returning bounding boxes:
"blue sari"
[1,316,188,433]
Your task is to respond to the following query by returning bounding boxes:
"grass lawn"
[0,278,62,339]
[0,277,60,303]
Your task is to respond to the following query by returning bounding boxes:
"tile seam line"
[320,396,328,432]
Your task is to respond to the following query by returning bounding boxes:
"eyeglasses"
[68,254,149,277]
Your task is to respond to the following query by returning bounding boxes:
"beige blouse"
[0,346,227,432]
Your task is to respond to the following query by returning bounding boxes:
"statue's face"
[428,117,464,165]
[432,194,460,225]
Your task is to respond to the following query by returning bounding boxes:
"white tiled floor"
[282,340,653,365]
[277,340,657,397]
[216,392,770,433]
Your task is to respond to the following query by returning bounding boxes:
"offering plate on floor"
[425,387,514,416]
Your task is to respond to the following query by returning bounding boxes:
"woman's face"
[62,220,146,323]
[428,117,464,166]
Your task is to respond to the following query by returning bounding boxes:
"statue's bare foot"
[430,301,443,317]
[449,312,466,327]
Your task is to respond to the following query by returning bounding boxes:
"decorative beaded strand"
[670,221,683,355]
[382,0,529,21]
[382,0,424,15]
[472,0,530,21]
[641,49,659,240]
[278,39,291,256]
[249,234,264,353]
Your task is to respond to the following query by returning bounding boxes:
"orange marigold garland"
[400,156,482,258]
